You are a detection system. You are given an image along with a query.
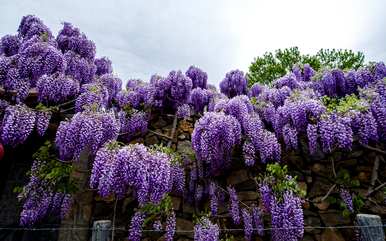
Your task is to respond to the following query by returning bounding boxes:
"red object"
[0,143,4,160]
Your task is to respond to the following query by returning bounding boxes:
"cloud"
[0,0,385,86]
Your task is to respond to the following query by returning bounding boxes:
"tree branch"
[321,184,337,201]
[360,144,386,155]
[367,155,380,194]
[167,114,178,148]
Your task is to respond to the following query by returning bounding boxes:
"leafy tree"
[247,47,364,86]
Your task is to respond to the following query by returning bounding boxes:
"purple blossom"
[189,87,212,113]
[0,35,21,56]
[1,104,36,147]
[176,104,191,119]
[75,83,109,112]
[57,22,96,60]
[186,65,208,89]
[192,112,241,176]
[118,110,148,142]
[242,208,253,241]
[98,74,122,102]
[36,74,80,104]
[307,124,318,154]
[18,41,66,86]
[220,69,247,98]
[194,217,220,241]
[252,206,264,236]
[64,51,96,84]
[165,211,176,241]
[18,15,53,40]
[249,83,264,97]
[55,111,120,161]
[35,111,51,136]
[227,186,240,224]
[94,57,112,75]
[340,188,354,212]
[209,182,218,216]
[259,183,272,213]
[167,70,193,106]
[128,211,145,241]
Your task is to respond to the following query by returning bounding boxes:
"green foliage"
[322,94,368,114]
[247,47,364,86]
[31,141,77,193]
[142,195,173,226]
[247,47,309,86]
[260,163,306,200]
[336,169,360,188]
[150,144,183,165]
[316,49,364,70]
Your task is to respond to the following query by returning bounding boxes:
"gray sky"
[1,0,385,85]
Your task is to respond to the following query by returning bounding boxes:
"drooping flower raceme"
[56,22,96,60]
[90,143,173,205]
[270,191,304,241]
[0,34,21,56]
[227,186,240,225]
[192,112,241,176]
[94,57,112,76]
[176,104,191,119]
[98,74,122,102]
[128,211,145,241]
[36,74,80,105]
[189,87,212,113]
[55,111,120,161]
[75,83,109,112]
[220,69,248,98]
[118,110,148,142]
[339,188,354,213]
[1,104,36,147]
[186,65,208,89]
[242,208,253,241]
[18,15,53,41]
[35,110,51,136]
[194,217,220,241]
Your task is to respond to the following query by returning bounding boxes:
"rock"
[179,120,194,133]
[304,211,322,234]
[151,118,167,129]
[311,163,324,173]
[172,196,182,211]
[227,169,250,185]
[182,203,195,214]
[237,191,258,201]
[145,135,159,145]
[356,214,385,241]
[320,228,345,241]
[303,234,315,241]
[314,198,330,211]
[176,218,194,238]
[358,172,370,182]
[309,178,333,198]
[177,140,194,156]
[319,210,351,226]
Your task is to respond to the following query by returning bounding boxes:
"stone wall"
[89,114,385,241]
[0,90,383,241]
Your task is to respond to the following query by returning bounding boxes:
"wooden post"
[58,148,94,241]
[92,220,111,241]
[356,214,385,241]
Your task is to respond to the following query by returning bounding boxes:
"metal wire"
[0,224,384,233]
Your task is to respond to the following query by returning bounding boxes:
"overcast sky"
[0,0,385,85]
